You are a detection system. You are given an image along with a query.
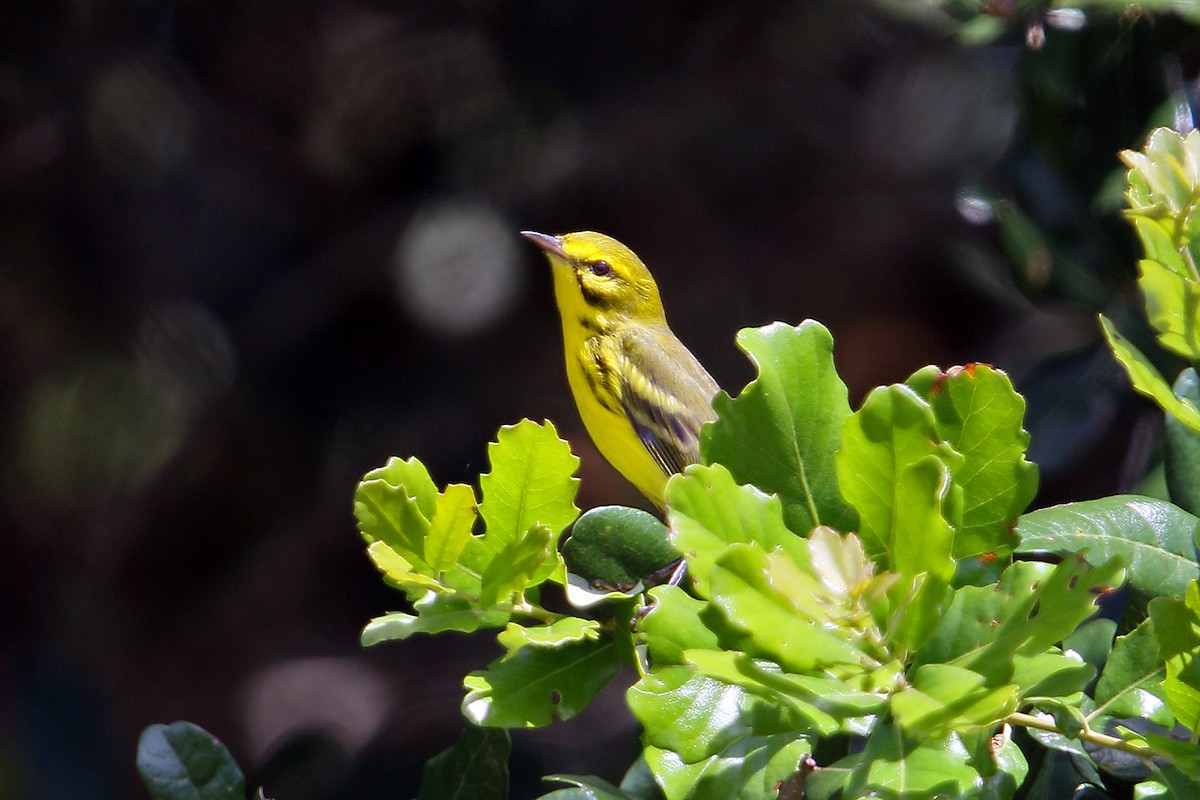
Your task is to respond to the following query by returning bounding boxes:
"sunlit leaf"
[907,364,1038,559]
[836,383,958,582]
[362,593,510,645]
[1100,316,1200,433]
[478,420,580,553]
[463,631,620,728]
[666,463,807,597]
[1016,495,1199,607]
[1149,580,1200,733]
[702,321,858,534]
[425,483,478,572]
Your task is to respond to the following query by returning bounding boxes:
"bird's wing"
[615,326,721,478]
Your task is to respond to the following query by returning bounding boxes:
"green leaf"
[841,724,980,798]
[890,663,1018,740]
[1011,650,1094,699]
[425,483,478,572]
[537,774,644,800]
[1100,315,1200,432]
[638,585,720,666]
[1015,495,1200,607]
[478,524,554,607]
[1138,764,1200,798]
[355,457,436,567]
[1139,257,1200,361]
[417,723,510,800]
[666,463,807,598]
[918,558,1124,687]
[708,544,867,672]
[1150,580,1200,733]
[136,721,245,800]
[701,320,858,534]
[365,541,443,597]
[496,617,601,654]
[562,505,678,589]
[463,629,620,727]
[1166,369,1200,516]
[683,649,885,735]
[907,364,1038,559]
[1093,618,1171,725]
[478,420,580,553]
[836,382,959,582]
[644,735,811,800]
[361,594,510,645]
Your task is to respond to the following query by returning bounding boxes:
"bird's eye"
[589,260,612,277]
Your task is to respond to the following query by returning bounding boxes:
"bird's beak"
[521,230,568,260]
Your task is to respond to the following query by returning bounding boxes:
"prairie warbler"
[522,230,720,507]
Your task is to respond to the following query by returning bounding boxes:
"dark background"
[2,2,1196,798]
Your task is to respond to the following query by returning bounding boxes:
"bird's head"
[522,230,666,322]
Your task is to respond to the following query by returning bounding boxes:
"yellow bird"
[522,230,720,507]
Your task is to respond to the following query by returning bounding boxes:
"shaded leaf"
[841,724,980,798]
[478,524,554,607]
[417,724,509,800]
[638,585,720,667]
[137,721,245,800]
[562,505,678,589]
[1166,369,1200,517]
[1093,618,1171,726]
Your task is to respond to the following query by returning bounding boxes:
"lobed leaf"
[701,321,858,535]
[907,364,1038,559]
[918,558,1124,687]
[425,483,478,572]
[478,524,554,607]
[836,382,959,581]
[478,419,580,554]
[665,463,807,598]
[708,544,867,672]
[1149,580,1200,734]
[463,631,620,728]
[361,594,510,645]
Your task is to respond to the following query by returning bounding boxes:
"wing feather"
[616,326,720,479]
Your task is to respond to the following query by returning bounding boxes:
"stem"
[495,601,565,624]
[1007,711,1156,761]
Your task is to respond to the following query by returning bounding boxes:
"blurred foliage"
[5,0,1200,798]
